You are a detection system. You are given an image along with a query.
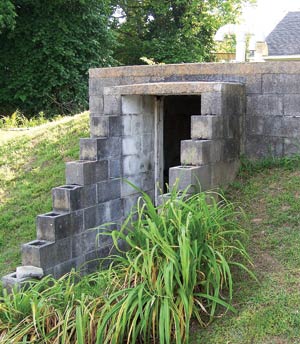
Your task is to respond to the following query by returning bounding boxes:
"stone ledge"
[90,61,300,79]
[104,82,243,96]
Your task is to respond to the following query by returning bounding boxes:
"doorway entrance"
[161,95,201,192]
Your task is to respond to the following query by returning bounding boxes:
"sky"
[242,0,300,38]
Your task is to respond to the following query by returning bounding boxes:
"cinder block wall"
[4,62,300,289]
[90,61,300,159]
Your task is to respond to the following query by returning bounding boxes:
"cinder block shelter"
[3,61,300,289]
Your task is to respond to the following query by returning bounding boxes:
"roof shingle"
[266,11,300,56]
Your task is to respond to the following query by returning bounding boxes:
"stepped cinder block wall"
[3,61,300,290]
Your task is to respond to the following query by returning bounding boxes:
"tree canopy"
[0,0,116,116]
[111,0,250,65]
[0,0,250,117]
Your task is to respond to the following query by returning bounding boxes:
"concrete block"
[122,194,140,216]
[246,116,283,137]
[103,95,121,115]
[142,95,155,116]
[245,136,284,159]
[82,229,99,253]
[211,160,240,188]
[53,259,78,279]
[284,138,300,156]
[181,140,222,165]
[90,117,108,138]
[191,115,224,139]
[122,95,143,114]
[244,74,262,94]
[142,113,155,133]
[282,117,300,138]
[89,95,104,114]
[52,184,97,212]
[122,136,142,155]
[85,246,110,273]
[142,134,154,154]
[72,234,84,258]
[1,272,28,293]
[80,138,121,160]
[283,95,300,116]
[247,95,283,116]
[201,92,222,115]
[37,211,72,241]
[22,240,56,269]
[109,159,121,178]
[223,139,240,161]
[142,172,155,192]
[66,160,108,185]
[169,165,212,192]
[121,176,142,197]
[55,238,72,264]
[109,198,123,221]
[83,201,114,229]
[263,74,300,94]
[123,155,144,176]
[97,179,121,203]
[109,116,122,136]
[16,266,44,279]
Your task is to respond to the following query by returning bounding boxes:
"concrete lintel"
[104,82,243,97]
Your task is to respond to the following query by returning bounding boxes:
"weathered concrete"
[5,61,300,291]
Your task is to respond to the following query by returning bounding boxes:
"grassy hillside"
[0,112,90,276]
[195,158,300,343]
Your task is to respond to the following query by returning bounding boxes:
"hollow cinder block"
[191,115,224,139]
[201,92,223,115]
[1,272,28,293]
[22,240,56,270]
[37,210,83,241]
[97,179,121,203]
[169,165,212,193]
[181,140,222,165]
[52,184,97,212]
[79,138,121,161]
[66,160,108,185]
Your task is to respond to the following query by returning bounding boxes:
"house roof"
[266,11,300,56]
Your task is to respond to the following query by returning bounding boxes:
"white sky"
[242,0,300,37]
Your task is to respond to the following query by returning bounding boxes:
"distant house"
[265,11,300,61]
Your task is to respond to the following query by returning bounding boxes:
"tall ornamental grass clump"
[0,187,253,343]
[96,186,253,343]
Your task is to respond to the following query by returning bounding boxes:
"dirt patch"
[253,251,284,275]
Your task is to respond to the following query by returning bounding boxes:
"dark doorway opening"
[163,95,201,191]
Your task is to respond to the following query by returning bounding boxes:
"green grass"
[0,112,90,276]
[193,157,300,343]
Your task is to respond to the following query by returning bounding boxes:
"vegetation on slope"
[0,187,251,343]
[196,156,300,343]
[0,112,90,276]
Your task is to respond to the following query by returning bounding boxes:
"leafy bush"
[0,0,116,118]
[0,187,253,343]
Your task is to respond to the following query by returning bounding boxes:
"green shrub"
[0,187,253,343]
[0,0,116,118]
